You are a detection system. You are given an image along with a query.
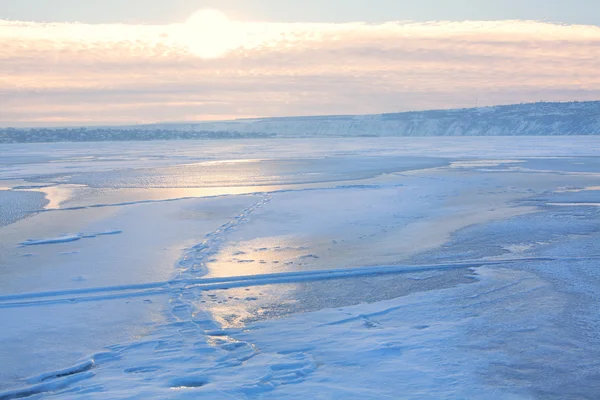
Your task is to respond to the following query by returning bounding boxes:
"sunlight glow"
[1,16,599,124]
[181,9,243,58]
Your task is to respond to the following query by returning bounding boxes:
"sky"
[1,0,599,126]
[3,0,600,25]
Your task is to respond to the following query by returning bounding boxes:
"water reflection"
[62,156,448,189]
[37,185,86,209]
[51,182,338,209]
[205,238,314,279]
[200,269,475,329]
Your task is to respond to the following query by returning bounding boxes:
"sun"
[182,9,241,58]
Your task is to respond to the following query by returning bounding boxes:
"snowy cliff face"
[156,101,600,137]
[1,101,599,142]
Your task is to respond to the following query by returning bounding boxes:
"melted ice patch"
[12,184,87,210]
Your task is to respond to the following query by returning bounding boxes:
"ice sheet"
[1,137,600,398]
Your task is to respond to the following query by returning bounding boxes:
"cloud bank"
[1,16,599,126]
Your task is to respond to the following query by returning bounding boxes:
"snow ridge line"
[0,256,594,309]
[164,194,273,390]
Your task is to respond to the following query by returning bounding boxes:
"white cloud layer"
[1,15,599,126]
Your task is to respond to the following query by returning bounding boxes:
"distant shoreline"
[2,101,599,143]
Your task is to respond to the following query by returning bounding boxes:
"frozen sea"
[1,137,600,399]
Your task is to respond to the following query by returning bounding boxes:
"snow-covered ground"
[148,101,600,137]
[3,101,599,143]
[1,137,600,399]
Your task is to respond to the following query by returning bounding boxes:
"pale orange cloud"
[1,16,599,126]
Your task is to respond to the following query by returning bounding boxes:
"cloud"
[1,17,599,125]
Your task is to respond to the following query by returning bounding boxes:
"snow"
[20,235,83,246]
[19,230,122,246]
[0,190,47,227]
[1,137,600,398]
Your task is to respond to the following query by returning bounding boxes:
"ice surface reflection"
[201,268,475,328]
